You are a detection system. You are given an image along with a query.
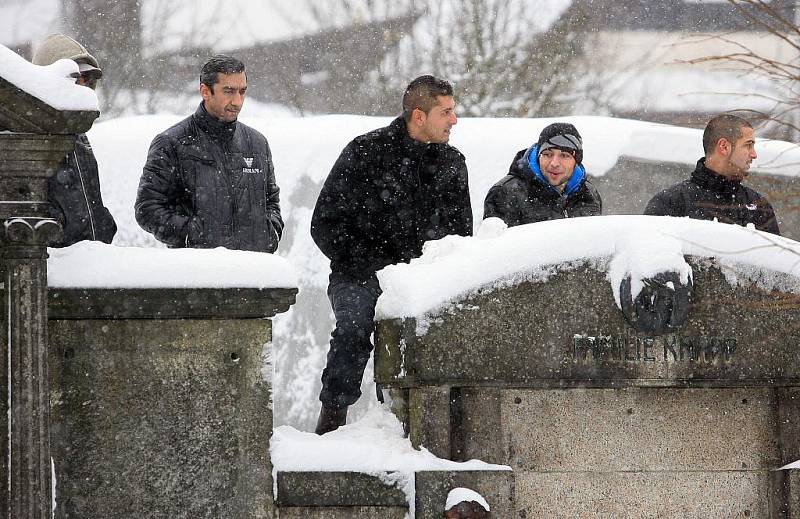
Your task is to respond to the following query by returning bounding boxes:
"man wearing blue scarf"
[483,122,601,226]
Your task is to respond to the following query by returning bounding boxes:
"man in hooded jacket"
[310,75,473,434]
[32,34,117,247]
[483,122,601,226]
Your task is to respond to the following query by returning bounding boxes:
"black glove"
[619,271,692,335]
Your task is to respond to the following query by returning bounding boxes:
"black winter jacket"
[311,117,473,280]
[644,158,780,235]
[483,148,602,226]
[49,133,117,247]
[135,103,283,252]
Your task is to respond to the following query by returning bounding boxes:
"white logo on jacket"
[241,156,261,174]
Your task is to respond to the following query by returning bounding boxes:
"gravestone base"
[49,317,275,519]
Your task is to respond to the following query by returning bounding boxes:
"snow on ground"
[48,241,297,289]
[270,405,509,516]
[0,44,98,112]
[84,113,800,434]
[376,215,800,324]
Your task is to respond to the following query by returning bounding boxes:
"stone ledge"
[48,287,298,319]
[0,77,98,134]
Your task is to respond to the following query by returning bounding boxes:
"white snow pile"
[270,405,509,516]
[376,215,800,324]
[47,241,297,289]
[445,487,491,512]
[0,44,99,112]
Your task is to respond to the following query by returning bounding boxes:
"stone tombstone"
[375,257,800,518]
[0,57,98,518]
[46,285,296,519]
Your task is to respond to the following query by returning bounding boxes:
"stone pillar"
[0,64,98,517]
[1,218,61,518]
[0,134,72,518]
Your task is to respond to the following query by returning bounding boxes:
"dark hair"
[402,75,454,122]
[703,114,752,156]
[200,55,246,93]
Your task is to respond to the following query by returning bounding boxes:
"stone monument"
[375,217,800,517]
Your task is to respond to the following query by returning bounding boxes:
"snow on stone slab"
[270,405,509,517]
[445,487,491,512]
[0,44,99,112]
[376,215,800,322]
[47,241,297,289]
[779,459,800,470]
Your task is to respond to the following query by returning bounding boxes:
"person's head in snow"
[483,122,602,227]
[29,34,118,248]
[33,33,103,90]
[443,488,491,518]
[644,114,780,235]
[309,75,473,434]
[200,55,247,123]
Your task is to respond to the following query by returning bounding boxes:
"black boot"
[315,405,348,435]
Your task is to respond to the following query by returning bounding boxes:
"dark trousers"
[319,272,382,409]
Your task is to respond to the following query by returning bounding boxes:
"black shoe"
[315,405,348,435]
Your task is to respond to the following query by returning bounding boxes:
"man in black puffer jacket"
[311,75,473,434]
[645,114,779,235]
[33,34,117,247]
[483,123,601,226]
[135,55,283,252]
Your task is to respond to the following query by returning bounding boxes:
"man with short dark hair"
[484,122,601,226]
[135,55,283,252]
[645,114,779,235]
[311,75,473,434]
[32,34,117,247]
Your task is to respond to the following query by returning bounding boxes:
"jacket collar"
[193,102,237,141]
[691,158,741,194]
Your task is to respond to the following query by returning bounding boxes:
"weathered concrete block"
[415,470,514,519]
[503,387,780,472]
[455,387,503,464]
[517,471,774,518]
[276,471,407,507]
[409,386,452,458]
[49,318,274,519]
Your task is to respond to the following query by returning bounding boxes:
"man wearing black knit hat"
[483,122,601,227]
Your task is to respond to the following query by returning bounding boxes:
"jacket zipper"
[74,150,96,239]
